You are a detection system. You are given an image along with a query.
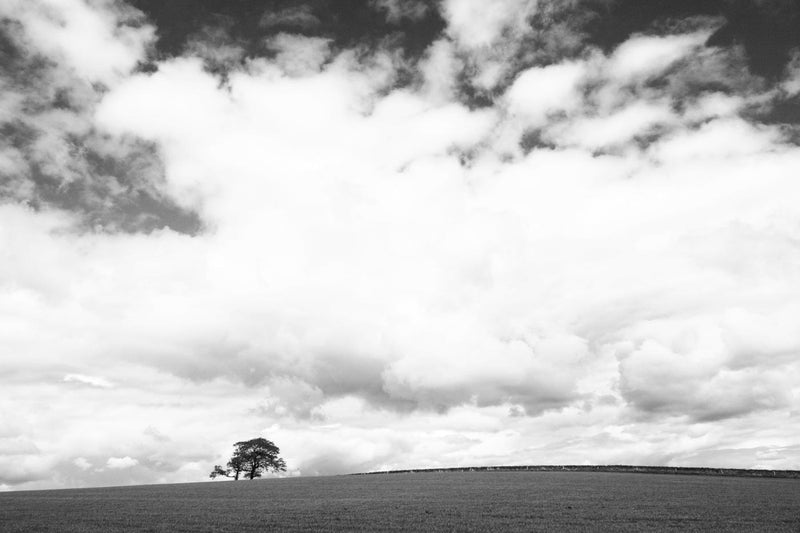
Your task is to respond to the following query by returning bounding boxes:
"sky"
[2,0,800,490]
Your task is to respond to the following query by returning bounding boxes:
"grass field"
[2,471,799,532]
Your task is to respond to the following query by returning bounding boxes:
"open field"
[2,471,799,532]
[358,464,800,478]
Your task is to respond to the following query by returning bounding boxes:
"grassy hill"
[2,469,799,531]
[356,464,800,478]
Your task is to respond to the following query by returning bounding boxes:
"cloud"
[371,0,430,24]
[382,330,589,415]
[259,5,320,31]
[2,0,153,85]
[84,32,800,426]
[0,0,198,234]
[442,0,535,50]
[0,456,52,485]
[618,336,792,421]
[783,52,800,96]
[650,118,782,161]
[73,457,92,470]
[437,0,546,94]
[63,374,114,389]
[606,32,710,83]
[418,38,461,101]
[554,99,676,150]
[106,456,138,469]
[184,23,245,75]
[506,61,588,127]
[265,34,332,77]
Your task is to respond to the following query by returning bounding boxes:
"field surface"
[2,471,799,532]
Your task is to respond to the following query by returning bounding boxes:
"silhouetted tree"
[209,453,247,480]
[210,437,286,481]
[236,438,287,479]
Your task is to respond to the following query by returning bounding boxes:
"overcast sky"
[2,0,800,490]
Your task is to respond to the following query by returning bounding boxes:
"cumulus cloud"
[2,0,800,490]
[506,61,587,126]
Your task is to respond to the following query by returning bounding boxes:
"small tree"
[210,437,286,481]
[209,453,247,480]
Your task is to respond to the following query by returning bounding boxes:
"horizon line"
[352,464,800,479]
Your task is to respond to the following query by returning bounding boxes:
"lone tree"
[210,438,286,480]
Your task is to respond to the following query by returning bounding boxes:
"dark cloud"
[519,129,558,154]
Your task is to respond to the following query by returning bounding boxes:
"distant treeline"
[354,465,800,479]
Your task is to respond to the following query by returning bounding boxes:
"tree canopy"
[210,438,286,480]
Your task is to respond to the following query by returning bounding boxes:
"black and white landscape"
[2,0,800,495]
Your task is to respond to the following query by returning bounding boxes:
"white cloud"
[438,0,552,93]
[681,93,744,123]
[442,0,536,50]
[63,374,114,389]
[419,39,461,101]
[106,456,138,469]
[606,32,709,84]
[0,0,153,85]
[651,118,782,161]
[554,100,676,150]
[506,61,587,126]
